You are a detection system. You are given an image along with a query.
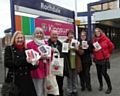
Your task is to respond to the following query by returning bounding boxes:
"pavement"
[0,50,120,96]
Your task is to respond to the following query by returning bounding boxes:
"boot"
[99,85,103,91]
[106,86,112,94]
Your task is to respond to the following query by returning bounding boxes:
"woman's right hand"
[41,54,48,60]
[26,58,32,63]
[94,48,99,52]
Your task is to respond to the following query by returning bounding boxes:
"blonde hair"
[11,31,26,48]
[33,27,44,39]
[94,28,103,37]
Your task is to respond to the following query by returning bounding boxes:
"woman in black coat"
[78,31,93,91]
[4,31,39,96]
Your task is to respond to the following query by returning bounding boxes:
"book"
[62,43,69,53]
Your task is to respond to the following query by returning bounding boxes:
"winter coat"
[80,41,93,67]
[92,34,114,60]
[5,45,37,96]
[27,40,50,78]
[64,39,84,73]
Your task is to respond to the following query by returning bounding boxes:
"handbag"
[1,46,21,96]
[51,51,64,76]
[44,74,59,95]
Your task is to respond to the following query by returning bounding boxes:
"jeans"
[67,69,78,94]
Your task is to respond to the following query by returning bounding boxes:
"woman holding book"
[27,27,50,96]
[92,28,114,94]
[78,31,92,92]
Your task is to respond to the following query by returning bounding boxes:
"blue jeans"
[67,69,78,94]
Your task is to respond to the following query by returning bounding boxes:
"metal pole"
[10,0,15,35]
[74,0,78,39]
[87,4,92,41]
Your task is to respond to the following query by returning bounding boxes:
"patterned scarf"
[34,38,45,46]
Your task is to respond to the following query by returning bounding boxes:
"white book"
[62,43,69,53]
[82,41,88,49]
[93,42,102,50]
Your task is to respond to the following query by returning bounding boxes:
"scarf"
[34,38,45,46]
[14,42,24,52]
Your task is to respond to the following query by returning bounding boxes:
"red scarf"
[14,42,24,52]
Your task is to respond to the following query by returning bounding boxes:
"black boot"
[99,85,103,91]
[106,87,112,94]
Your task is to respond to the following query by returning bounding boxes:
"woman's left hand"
[34,59,39,66]
[74,46,79,51]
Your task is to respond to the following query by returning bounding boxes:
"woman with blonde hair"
[27,27,50,96]
[4,31,39,96]
[92,28,114,94]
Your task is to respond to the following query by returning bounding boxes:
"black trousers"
[79,66,91,88]
[47,75,64,96]
[96,64,112,88]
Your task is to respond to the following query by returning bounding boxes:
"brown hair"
[11,31,26,48]
[94,28,103,37]
[67,30,74,36]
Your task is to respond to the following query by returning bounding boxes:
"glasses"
[81,35,86,36]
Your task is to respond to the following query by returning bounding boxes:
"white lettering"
[40,2,61,14]
[48,24,69,35]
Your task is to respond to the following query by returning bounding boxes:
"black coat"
[80,41,93,67]
[4,45,37,96]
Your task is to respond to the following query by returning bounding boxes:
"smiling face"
[34,31,44,40]
[80,33,87,40]
[68,32,74,41]
[94,28,103,37]
[14,33,24,45]
[50,30,58,43]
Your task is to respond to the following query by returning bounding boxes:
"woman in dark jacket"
[4,31,39,96]
[78,31,92,91]
[92,28,114,94]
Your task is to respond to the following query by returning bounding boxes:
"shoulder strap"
[100,49,106,59]
[4,46,15,82]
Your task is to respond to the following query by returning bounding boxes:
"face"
[35,31,43,40]
[94,29,101,37]
[68,33,74,41]
[15,33,24,45]
[80,33,86,40]
[50,30,58,43]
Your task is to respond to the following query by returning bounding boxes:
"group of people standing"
[4,27,114,96]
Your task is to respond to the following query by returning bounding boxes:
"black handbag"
[1,46,21,96]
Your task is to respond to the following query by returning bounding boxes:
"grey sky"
[0,0,98,37]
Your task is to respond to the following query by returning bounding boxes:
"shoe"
[99,86,103,91]
[106,87,112,94]
[87,87,92,91]
[68,93,72,96]
[81,87,85,91]
[72,92,78,96]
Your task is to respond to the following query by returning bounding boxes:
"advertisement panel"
[15,15,74,36]
[35,18,74,36]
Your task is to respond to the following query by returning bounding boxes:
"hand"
[68,46,71,50]
[74,46,79,51]
[83,44,89,48]
[41,54,48,60]
[34,59,39,66]
[94,48,99,52]
[26,58,32,63]
[51,48,55,53]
